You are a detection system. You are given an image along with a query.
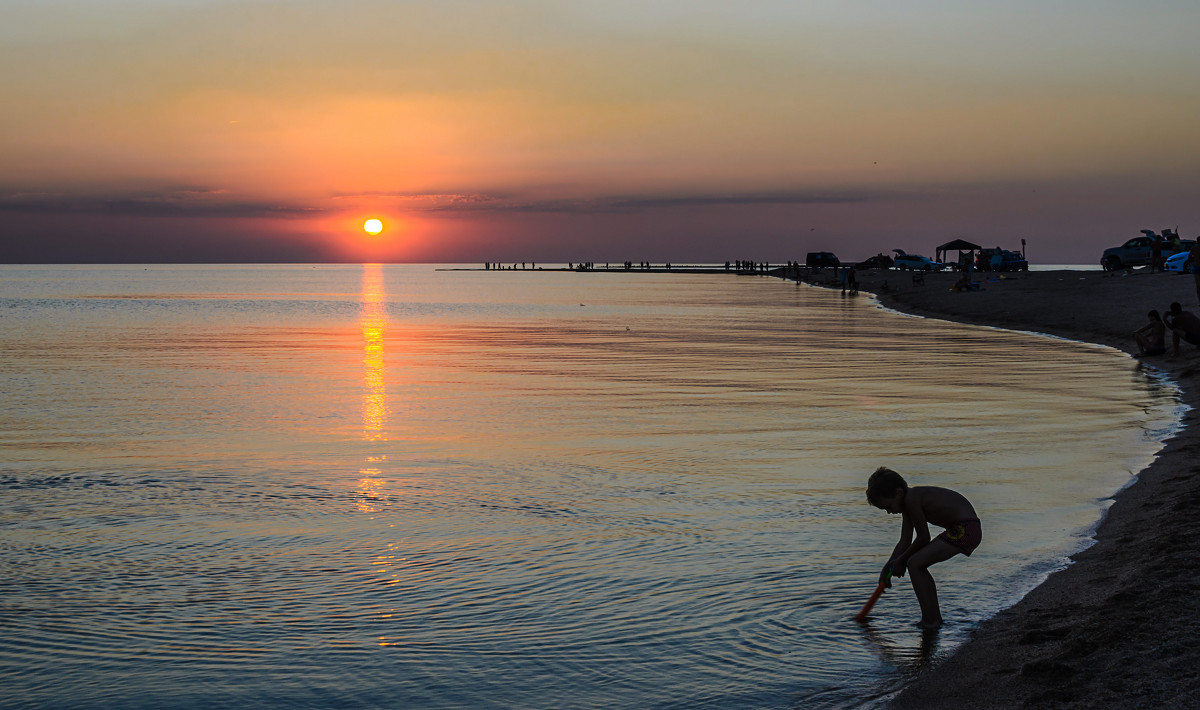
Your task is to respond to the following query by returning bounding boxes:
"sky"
[2,0,1199,263]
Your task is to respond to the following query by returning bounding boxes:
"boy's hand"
[891,562,907,579]
[878,564,893,588]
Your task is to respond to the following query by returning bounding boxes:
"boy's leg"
[906,539,961,628]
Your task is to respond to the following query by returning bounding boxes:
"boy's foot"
[915,618,943,630]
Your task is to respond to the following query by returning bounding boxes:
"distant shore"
[817,268,1200,707]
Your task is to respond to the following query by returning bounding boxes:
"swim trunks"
[937,518,982,556]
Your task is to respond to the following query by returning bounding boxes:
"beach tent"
[935,239,982,269]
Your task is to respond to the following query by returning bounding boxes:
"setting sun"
[364,218,383,235]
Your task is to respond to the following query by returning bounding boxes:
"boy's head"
[866,467,908,512]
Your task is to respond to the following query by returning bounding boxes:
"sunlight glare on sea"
[0,264,1177,709]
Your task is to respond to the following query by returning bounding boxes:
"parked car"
[1164,241,1197,272]
[893,252,944,271]
[1101,230,1186,271]
[805,251,841,268]
[856,254,894,269]
[977,247,1029,272]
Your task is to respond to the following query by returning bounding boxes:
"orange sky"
[2,1,1199,263]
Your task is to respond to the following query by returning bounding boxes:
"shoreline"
[827,269,1200,707]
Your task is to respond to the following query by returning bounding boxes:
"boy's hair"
[866,467,908,504]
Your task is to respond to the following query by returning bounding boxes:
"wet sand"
[831,268,1200,707]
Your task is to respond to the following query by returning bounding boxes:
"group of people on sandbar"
[1133,302,1200,357]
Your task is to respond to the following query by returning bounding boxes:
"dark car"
[977,248,1028,272]
[856,254,894,269]
[806,252,840,268]
[1102,230,1186,271]
[893,254,943,271]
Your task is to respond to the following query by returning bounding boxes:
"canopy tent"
[935,239,983,268]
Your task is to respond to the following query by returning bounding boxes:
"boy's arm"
[891,498,932,575]
[880,515,913,583]
[889,516,913,561]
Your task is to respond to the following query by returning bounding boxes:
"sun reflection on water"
[359,264,387,512]
[361,264,387,440]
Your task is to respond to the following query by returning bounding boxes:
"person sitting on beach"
[1164,302,1200,355]
[1133,310,1167,357]
[866,467,981,629]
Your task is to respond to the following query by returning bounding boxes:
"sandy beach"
[823,268,1200,707]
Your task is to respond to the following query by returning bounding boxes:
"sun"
[363,218,384,235]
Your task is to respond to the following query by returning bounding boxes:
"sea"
[0,264,1179,709]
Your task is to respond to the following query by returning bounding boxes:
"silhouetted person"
[1133,310,1166,357]
[1165,302,1200,355]
[867,467,981,629]
[1190,240,1200,305]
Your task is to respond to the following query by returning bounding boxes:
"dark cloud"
[332,192,501,208]
[0,188,323,218]
[3,186,884,221]
[333,188,886,214]
[554,191,884,213]
[0,210,337,263]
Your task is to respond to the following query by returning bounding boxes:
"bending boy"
[866,467,981,629]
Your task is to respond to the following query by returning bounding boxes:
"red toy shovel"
[855,568,892,622]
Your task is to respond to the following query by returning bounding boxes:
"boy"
[866,467,981,629]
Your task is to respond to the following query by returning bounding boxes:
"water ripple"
[0,265,1179,709]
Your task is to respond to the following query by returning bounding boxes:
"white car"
[893,254,944,271]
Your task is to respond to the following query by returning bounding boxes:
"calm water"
[0,265,1178,709]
